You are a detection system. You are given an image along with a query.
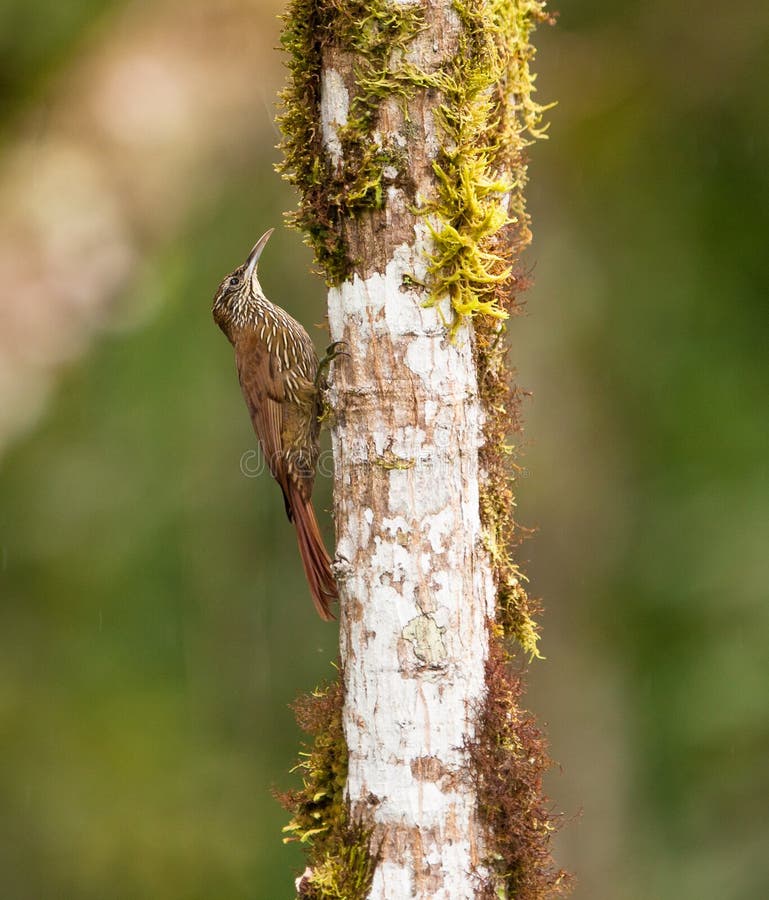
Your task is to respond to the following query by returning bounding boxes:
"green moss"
[456,0,552,654]
[277,0,424,282]
[373,449,415,470]
[279,0,552,647]
[476,307,545,657]
[410,0,555,652]
[380,0,553,334]
[278,679,375,899]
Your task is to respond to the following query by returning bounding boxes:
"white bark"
[328,240,496,897]
[313,2,502,894]
[288,0,562,894]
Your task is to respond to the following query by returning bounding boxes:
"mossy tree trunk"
[279,1,565,898]
[326,36,496,895]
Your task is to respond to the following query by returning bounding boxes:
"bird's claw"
[325,341,350,361]
[315,341,349,387]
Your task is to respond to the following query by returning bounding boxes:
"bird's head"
[212,228,274,336]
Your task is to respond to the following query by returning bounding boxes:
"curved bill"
[245,228,275,281]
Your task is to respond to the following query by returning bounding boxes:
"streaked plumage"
[212,229,337,620]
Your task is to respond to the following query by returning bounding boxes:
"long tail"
[289,485,338,621]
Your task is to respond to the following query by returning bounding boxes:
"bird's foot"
[315,341,349,388]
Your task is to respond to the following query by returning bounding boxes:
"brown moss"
[470,635,572,899]
[277,678,375,899]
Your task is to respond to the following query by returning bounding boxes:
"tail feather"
[289,486,338,621]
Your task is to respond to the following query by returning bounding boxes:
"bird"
[212,228,340,620]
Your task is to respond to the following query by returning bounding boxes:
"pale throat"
[229,285,273,330]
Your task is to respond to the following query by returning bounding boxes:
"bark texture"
[323,4,494,897]
[328,245,494,898]
[279,1,563,897]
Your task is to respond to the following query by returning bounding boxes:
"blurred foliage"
[0,1,768,899]
[0,0,122,123]
[522,4,769,897]
[0,157,337,896]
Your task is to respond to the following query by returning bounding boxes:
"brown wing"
[233,327,337,619]
[235,338,295,518]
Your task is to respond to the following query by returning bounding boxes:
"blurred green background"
[0,1,767,897]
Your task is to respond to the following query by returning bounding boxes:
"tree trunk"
[328,214,494,898]
[279,1,563,897]
[323,8,493,897]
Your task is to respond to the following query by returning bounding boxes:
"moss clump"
[475,276,544,656]
[446,0,552,654]
[419,0,553,656]
[278,0,424,282]
[412,0,554,652]
[417,0,554,334]
[278,679,374,899]
[470,634,571,899]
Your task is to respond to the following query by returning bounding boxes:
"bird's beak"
[245,228,275,283]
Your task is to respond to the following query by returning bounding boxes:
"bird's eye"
[229,276,239,287]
